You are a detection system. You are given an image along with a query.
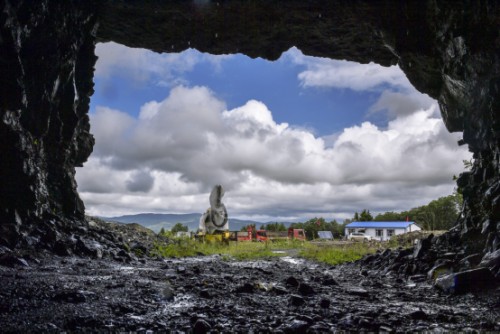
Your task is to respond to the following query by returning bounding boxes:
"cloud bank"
[77,82,470,221]
[94,42,231,87]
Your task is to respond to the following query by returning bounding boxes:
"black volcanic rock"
[0,250,498,331]
[434,267,497,294]
[1,0,96,248]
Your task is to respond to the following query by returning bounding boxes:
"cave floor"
[0,255,499,332]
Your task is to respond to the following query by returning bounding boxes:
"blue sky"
[92,47,389,137]
[77,43,471,222]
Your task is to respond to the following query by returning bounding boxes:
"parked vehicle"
[348,232,371,242]
[255,228,306,242]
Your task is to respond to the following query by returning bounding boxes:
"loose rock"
[435,267,496,294]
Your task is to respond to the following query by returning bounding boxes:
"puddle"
[113,265,160,272]
[170,295,195,308]
[280,256,304,265]
[118,266,135,271]
[279,256,319,270]
[161,294,195,314]
[163,255,222,264]
[228,260,274,269]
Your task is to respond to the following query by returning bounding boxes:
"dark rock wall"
[1,0,500,257]
[0,0,96,247]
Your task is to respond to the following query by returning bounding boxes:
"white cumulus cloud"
[77,85,471,221]
[286,47,413,92]
[94,42,232,87]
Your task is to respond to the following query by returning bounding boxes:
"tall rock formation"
[1,0,96,248]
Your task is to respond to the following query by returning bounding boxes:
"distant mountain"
[102,213,267,233]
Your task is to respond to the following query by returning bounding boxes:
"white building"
[345,221,421,241]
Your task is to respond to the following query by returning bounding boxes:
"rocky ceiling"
[1,1,499,258]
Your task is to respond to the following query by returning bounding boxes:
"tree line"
[344,193,463,231]
[241,193,462,240]
[240,218,347,240]
[160,193,462,238]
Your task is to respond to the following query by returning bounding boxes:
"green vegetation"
[344,193,462,231]
[151,235,377,266]
[158,223,189,238]
[373,193,462,230]
[152,238,303,261]
[352,209,373,221]
[171,223,188,233]
[299,242,377,265]
[261,222,287,231]
[240,224,256,232]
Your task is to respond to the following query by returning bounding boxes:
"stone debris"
[0,255,498,332]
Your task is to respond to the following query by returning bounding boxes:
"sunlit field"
[152,238,380,265]
[299,242,378,265]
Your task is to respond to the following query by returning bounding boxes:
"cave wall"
[1,0,500,255]
[0,0,96,247]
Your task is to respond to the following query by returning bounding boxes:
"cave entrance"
[76,42,471,229]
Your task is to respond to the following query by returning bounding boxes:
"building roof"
[345,221,418,229]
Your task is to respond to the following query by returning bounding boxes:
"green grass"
[151,238,377,265]
[298,242,378,265]
[151,238,306,261]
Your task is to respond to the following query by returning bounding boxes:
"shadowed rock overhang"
[0,1,499,259]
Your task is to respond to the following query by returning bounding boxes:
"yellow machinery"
[196,230,231,243]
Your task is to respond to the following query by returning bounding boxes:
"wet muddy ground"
[1,254,499,333]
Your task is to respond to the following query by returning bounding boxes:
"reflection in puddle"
[229,260,273,269]
[118,266,135,271]
[163,294,195,312]
[279,256,319,270]
[279,256,304,265]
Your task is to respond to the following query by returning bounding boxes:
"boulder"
[289,294,305,306]
[319,298,330,309]
[434,267,497,294]
[235,282,254,294]
[76,239,103,259]
[479,249,500,268]
[413,234,433,259]
[193,319,212,334]
[458,253,483,270]
[284,319,310,333]
[285,276,299,287]
[322,277,339,286]
[427,262,453,281]
[0,254,29,268]
[298,282,315,296]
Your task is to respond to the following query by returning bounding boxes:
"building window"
[375,229,383,237]
[387,229,395,237]
[348,229,355,234]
